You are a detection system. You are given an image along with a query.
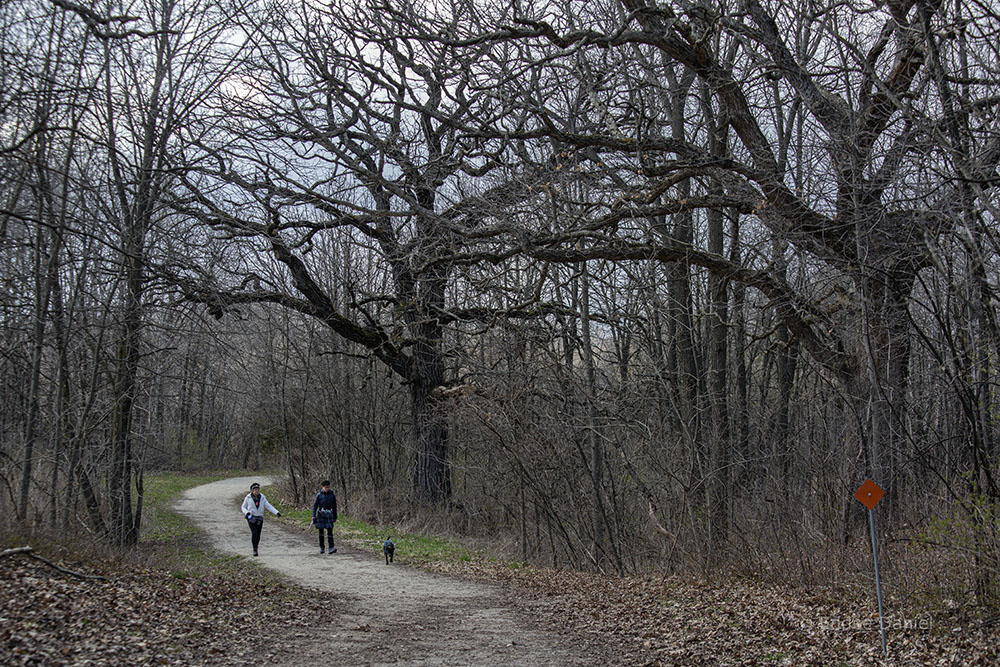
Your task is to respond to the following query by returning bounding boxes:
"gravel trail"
[176,476,603,666]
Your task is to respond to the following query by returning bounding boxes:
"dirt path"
[176,476,605,666]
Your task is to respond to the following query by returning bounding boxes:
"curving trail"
[176,476,599,666]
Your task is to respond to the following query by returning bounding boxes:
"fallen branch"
[0,546,34,557]
[0,545,109,581]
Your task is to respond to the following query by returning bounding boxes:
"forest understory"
[2,519,998,666]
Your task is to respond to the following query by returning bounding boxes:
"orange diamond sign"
[855,479,885,510]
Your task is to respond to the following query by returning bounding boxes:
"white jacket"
[241,492,279,518]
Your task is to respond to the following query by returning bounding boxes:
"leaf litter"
[3,545,998,665]
[426,560,1000,666]
[0,550,321,666]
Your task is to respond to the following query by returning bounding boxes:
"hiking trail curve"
[176,476,611,666]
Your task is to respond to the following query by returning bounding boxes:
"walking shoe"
[253,550,258,557]
[329,548,337,553]
[320,547,325,554]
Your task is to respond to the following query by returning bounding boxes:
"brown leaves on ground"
[0,549,324,666]
[5,541,998,666]
[429,561,1000,666]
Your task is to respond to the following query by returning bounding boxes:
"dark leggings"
[318,527,334,550]
[248,519,262,551]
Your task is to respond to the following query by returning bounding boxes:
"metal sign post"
[855,479,887,658]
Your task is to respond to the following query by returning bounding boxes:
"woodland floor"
[2,477,998,665]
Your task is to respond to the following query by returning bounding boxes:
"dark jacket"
[312,489,338,529]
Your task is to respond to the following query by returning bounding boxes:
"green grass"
[340,516,476,565]
[137,471,297,587]
[265,489,478,566]
[140,471,237,542]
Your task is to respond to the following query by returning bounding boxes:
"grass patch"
[140,471,240,542]
[264,489,478,566]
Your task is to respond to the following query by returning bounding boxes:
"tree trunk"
[859,269,914,517]
[412,335,450,502]
[19,104,61,522]
[705,92,732,548]
[730,217,751,492]
[707,206,731,548]
[579,261,609,570]
[18,210,53,523]
[109,236,143,547]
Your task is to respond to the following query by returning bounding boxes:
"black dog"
[383,538,395,565]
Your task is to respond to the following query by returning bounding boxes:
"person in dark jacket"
[312,480,338,554]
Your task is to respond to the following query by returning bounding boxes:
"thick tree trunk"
[408,178,452,502]
[859,270,913,519]
[19,221,52,523]
[666,73,701,491]
[109,238,143,547]
[769,245,800,500]
[412,338,450,502]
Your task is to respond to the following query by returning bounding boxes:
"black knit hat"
[321,480,330,487]
[250,482,260,490]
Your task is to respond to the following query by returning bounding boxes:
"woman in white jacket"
[241,482,280,556]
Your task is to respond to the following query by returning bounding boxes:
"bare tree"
[171,0,542,503]
[424,0,1000,503]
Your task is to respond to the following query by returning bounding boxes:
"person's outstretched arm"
[260,494,281,516]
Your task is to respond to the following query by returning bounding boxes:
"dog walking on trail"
[312,480,338,554]
[241,482,280,556]
[383,538,395,564]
